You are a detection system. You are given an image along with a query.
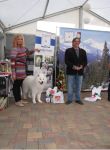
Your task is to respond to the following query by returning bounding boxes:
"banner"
[59,27,110,91]
[34,30,56,89]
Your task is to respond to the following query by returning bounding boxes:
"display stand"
[0,72,12,110]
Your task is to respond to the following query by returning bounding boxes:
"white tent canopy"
[0,0,110,32]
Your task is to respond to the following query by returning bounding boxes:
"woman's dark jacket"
[65,47,87,75]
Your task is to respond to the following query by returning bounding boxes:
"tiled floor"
[0,92,110,149]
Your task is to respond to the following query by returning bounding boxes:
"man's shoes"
[65,101,72,105]
[21,100,29,104]
[15,101,24,107]
[75,100,84,105]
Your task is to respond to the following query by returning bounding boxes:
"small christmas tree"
[56,70,65,91]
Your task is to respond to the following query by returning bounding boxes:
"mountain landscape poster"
[58,27,110,90]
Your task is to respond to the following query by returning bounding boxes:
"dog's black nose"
[40,81,43,84]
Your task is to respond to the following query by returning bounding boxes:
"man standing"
[65,37,87,105]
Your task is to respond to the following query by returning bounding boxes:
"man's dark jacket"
[65,47,87,75]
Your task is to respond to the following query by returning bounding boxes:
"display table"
[0,72,12,110]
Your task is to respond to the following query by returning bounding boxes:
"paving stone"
[26,141,38,149]
[23,123,32,128]
[27,132,42,141]
[14,141,27,149]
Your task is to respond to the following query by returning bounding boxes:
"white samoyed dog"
[22,72,47,104]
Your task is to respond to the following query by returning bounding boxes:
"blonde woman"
[10,34,36,106]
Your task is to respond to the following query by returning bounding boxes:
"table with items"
[0,60,12,110]
[0,72,12,110]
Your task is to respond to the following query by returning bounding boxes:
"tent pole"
[79,6,83,29]
[79,0,89,29]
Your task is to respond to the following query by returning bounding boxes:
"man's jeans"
[67,75,83,102]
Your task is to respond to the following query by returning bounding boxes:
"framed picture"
[45,56,54,64]
[35,55,43,67]
[41,34,51,48]
[64,31,73,42]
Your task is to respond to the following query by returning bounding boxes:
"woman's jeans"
[13,79,24,102]
[67,75,83,102]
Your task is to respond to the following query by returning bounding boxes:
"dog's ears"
[34,68,47,77]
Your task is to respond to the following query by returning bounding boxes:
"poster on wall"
[59,27,110,91]
[34,30,56,89]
